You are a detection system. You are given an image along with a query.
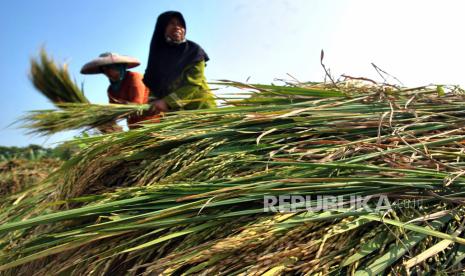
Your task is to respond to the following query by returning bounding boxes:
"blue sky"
[1,0,464,147]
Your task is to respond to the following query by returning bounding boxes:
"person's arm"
[97,121,123,133]
[163,60,208,110]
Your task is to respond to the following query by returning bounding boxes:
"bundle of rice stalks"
[30,48,89,105]
[21,103,146,135]
[3,78,465,275]
[21,60,351,135]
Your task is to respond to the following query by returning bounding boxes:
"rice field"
[2,51,465,275]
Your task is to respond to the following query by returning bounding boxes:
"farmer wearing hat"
[81,52,159,130]
[143,11,216,113]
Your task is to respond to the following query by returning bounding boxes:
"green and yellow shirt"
[161,61,216,110]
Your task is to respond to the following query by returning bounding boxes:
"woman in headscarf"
[81,52,159,130]
[143,11,216,113]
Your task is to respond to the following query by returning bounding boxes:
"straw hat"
[80,52,140,74]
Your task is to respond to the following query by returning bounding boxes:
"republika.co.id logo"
[263,194,416,213]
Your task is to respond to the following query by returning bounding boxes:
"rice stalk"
[3,73,465,274]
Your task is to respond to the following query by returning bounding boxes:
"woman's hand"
[148,99,169,114]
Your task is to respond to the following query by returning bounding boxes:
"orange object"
[107,71,160,128]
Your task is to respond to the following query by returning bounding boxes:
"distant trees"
[0,144,76,160]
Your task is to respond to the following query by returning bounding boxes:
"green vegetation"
[2,50,465,275]
[0,144,74,161]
